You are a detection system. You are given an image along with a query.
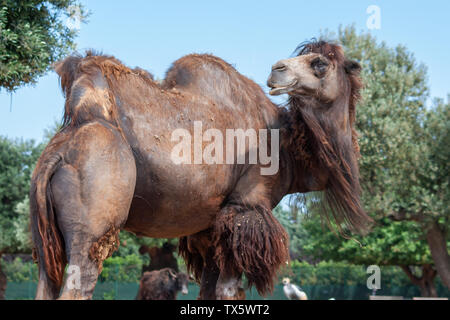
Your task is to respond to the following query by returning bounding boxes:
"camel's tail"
[30,150,66,287]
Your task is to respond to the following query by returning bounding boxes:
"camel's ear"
[344,60,361,74]
[168,269,178,279]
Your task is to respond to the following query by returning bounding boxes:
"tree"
[417,99,450,288]
[0,136,43,299]
[0,0,87,91]
[0,137,43,252]
[0,121,60,254]
[332,26,449,290]
[294,212,440,297]
[290,25,449,294]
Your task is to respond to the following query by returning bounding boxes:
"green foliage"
[273,204,309,260]
[2,257,38,282]
[418,99,450,230]
[0,137,43,252]
[99,254,143,283]
[0,0,87,91]
[296,213,433,266]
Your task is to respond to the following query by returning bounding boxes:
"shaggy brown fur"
[178,236,205,283]
[89,227,120,274]
[136,268,189,300]
[179,205,289,297]
[212,204,289,295]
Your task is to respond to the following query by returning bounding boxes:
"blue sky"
[1,0,449,142]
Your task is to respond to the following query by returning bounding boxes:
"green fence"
[5,282,449,300]
[3,257,449,300]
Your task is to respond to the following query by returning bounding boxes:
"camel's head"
[173,271,189,295]
[268,41,371,234]
[267,40,361,103]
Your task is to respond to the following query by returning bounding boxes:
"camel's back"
[163,54,279,127]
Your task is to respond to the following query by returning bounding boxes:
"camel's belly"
[124,196,220,238]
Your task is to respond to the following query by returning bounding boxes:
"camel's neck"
[275,95,352,198]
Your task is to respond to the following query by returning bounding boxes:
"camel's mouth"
[269,80,297,96]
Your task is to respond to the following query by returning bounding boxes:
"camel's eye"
[311,58,329,77]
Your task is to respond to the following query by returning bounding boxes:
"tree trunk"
[0,253,6,300]
[426,221,450,289]
[400,264,437,297]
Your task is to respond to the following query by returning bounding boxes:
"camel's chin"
[269,80,297,95]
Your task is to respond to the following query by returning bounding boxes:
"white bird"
[282,277,308,300]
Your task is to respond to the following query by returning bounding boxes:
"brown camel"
[136,268,189,300]
[139,242,179,273]
[30,40,369,300]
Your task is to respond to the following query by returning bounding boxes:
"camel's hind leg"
[51,123,136,299]
[198,247,220,300]
[35,262,61,299]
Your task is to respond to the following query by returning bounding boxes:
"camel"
[139,242,179,273]
[30,40,370,300]
[136,268,189,300]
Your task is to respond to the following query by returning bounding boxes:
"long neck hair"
[284,41,371,233]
